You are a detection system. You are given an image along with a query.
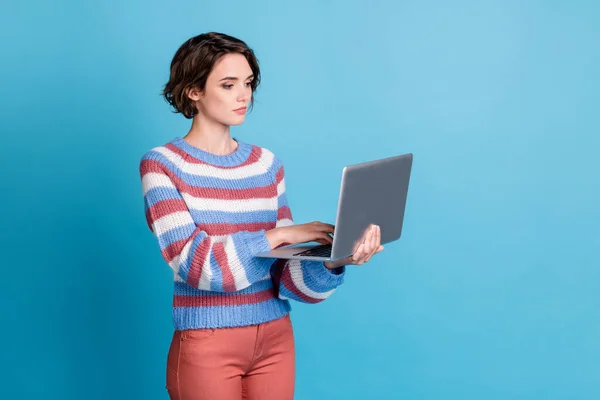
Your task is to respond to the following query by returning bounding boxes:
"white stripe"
[286,260,335,299]
[168,233,234,286]
[182,193,277,213]
[142,172,176,195]
[197,244,214,290]
[258,272,272,281]
[276,218,294,228]
[169,255,182,275]
[155,147,275,180]
[153,211,195,237]
[277,178,286,196]
[211,234,230,242]
[175,233,254,290]
[177,240,194,273]
[223,238,250,290]
[174,236,214,289]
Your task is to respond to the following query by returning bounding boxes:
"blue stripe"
[230,233,275,285]
[145,187,182,207]
[278,282,314,303]
[174,278,275,296]
[177,260,189,284]
[157,223,198,250]
[158,156,277,189]
[209,251,223,291]
[172,297,292,329]
[189,209,277,224]
[177,229,210,284]
[278,193,289,208]
[297,260,346,293]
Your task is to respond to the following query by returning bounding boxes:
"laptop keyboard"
[293,245,332,258]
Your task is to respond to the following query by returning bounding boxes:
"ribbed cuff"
[302,261,345,290]
[244,230,271,255]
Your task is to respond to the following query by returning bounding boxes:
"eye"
[245,81,253,87]
[223,84,233,89]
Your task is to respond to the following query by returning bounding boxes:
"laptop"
[255,152,413,262]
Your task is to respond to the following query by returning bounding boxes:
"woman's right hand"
[266,222,335,249]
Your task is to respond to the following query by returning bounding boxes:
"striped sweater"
[139,136,345,330]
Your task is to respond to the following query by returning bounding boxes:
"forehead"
[210,53,252,78]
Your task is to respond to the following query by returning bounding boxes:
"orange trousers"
[166,314,295,400]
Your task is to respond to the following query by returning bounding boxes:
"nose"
[237,86,250,103]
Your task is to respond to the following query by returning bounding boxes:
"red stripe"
[277,206,292,222]
[172,174,278,200]
[281,266,321,304]
[160,223,275,262]
[173,289,275,307]
[143,155,278,200]
[186,236,212,288]
[161,229,202,262]
[197,222,276,236]
[214,242,236,292]
[146,199,189,224]
[140,158,165,175]
[165,143,263,168]
[276,165,284,184]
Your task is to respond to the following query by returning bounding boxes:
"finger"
[352,243,365,263]
[318,233,333,244]
[361,225,373,243]
[375,225,382,249]
[367,245,384,260]
[371,225,378,250]
[352,226,374,263]
[316,238,331,245]
[368,226,381,261]
[364,226,378,262]
[351,244,362,262]
[319,223,335,234]
[356,238,370,264]
[361,226,375,254]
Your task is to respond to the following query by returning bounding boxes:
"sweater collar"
[171,136,253,167]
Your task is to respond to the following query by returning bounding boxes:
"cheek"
[204,91,228,112]
[215,90,235,109]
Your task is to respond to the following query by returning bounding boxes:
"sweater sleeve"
[269,157,346,304]
[140,152,274,292]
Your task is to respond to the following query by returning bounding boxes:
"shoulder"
[249,142,285,175]
[141,146,167,163]
[139,140,178,176]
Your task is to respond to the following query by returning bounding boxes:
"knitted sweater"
[139,137,345,330]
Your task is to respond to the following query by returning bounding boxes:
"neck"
[184,113,237,155]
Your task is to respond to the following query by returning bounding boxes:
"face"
[188,53,254,126]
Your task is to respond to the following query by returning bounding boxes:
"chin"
[227,116,246,126]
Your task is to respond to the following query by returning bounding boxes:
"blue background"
[2,1,599,399]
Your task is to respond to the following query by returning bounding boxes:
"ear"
[186,87,204,101]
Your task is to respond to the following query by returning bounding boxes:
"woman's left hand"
[324,224,384,270]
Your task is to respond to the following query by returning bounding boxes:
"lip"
[233,107,247,114]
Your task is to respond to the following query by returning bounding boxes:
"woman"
[139,32,383,400]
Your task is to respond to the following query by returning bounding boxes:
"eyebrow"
[219,74,254,82]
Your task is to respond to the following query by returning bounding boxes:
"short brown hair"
[162,32,261,119]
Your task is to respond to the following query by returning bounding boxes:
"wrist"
[324,261,343,270]
[265,227,286,250]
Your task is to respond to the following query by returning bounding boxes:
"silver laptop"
[255,153,413,262]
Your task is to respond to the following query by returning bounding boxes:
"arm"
[269,158,346,304]
[140,153,275,292]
